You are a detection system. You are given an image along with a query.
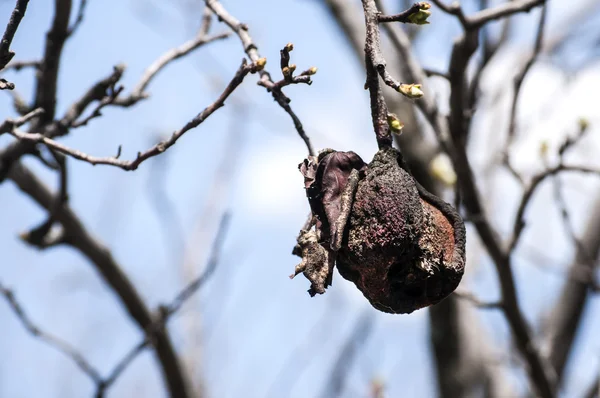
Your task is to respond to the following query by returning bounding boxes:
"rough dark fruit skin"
[334,147,466,314]
[293,146,466,314]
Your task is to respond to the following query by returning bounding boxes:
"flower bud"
[255,57,267,70]
[398,83,424,98]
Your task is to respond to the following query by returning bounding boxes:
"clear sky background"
[1,0,599,397]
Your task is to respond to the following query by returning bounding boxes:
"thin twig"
[469,0,545,28]
[0,107,43,133]
[205,0,315,156]
[378,2,429,23]
[10,59,262,170]
[506,3,547,147]
[509,165,600,253]
[97,213,231,397]
[0,281,102,383]
[114,31,230,106]
[319,310,375,398]
[453,290,503,309]
[0,8,226,182]
[1,59,39,72]
[67,0,87,37]
[431,0,545,29]
[8,162,193,397]
[61,64,126,127]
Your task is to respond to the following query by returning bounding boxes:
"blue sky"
[0,0,599,397]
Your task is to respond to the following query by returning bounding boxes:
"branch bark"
[0,0,30,70]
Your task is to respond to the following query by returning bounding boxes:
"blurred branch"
[19,148,69,248]
[114,29,230,106]
[33,0,72,124]
[1,59,40,72]
[467,0,511,112]
[7,162,194,398]
[66,0,87,37]
[509,165,600,253]
[538,125,600,385]
[584,376,599,398]
[469,0,545,28]
[506,3,547,148]
[453,290,502,309]
[543,190,600,383]
[0,0,30,71]
[96,213,230,398]
[426,1,557,395]
[60,64,126,127]
[0,281,102,383]
[267,300,338,398]
[319,310,374,398]
[9,59,263,170]
[431,0,545,28]
[205,0,316,156]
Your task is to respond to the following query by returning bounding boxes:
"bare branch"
[9,59,262,170]
[469,0,545,28]
[61,64,125,127]
[453,290,503,309]
[114,31,230,107]
[1,59,40,72]
[509,165,600,253]
[0,23,228,181]
[97,213,230,397]
[319,310,374,398]
[7,162,193,397]
[19,148,69,248]
[0,107,43,132]
[430,0,468,27]
[33,0,72,124]
[423,67,449,80]
[506,3,547,147]
[378,2,431,24]
[205,0,315,156]
[540,126,600,383]
[543,195,600,382]
[0,281,102,383]
[584,375,599,398]
[0,0,30,70]
[431,0,545,29]
[66,0,87,37]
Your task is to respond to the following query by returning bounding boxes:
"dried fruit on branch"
[292,147,466,314]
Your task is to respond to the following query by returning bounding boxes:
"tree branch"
[0,280,102,383]
[8,162,193,398]
[205,0,315,156]
[0,10,226,181]
[96,213,230,398]
[506,3,547,148]
[114,31,230,107]
[33,0,72,124]
[9,59,263,170]
[0,0,30,70]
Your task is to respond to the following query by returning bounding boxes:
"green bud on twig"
[398,83,424,99]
